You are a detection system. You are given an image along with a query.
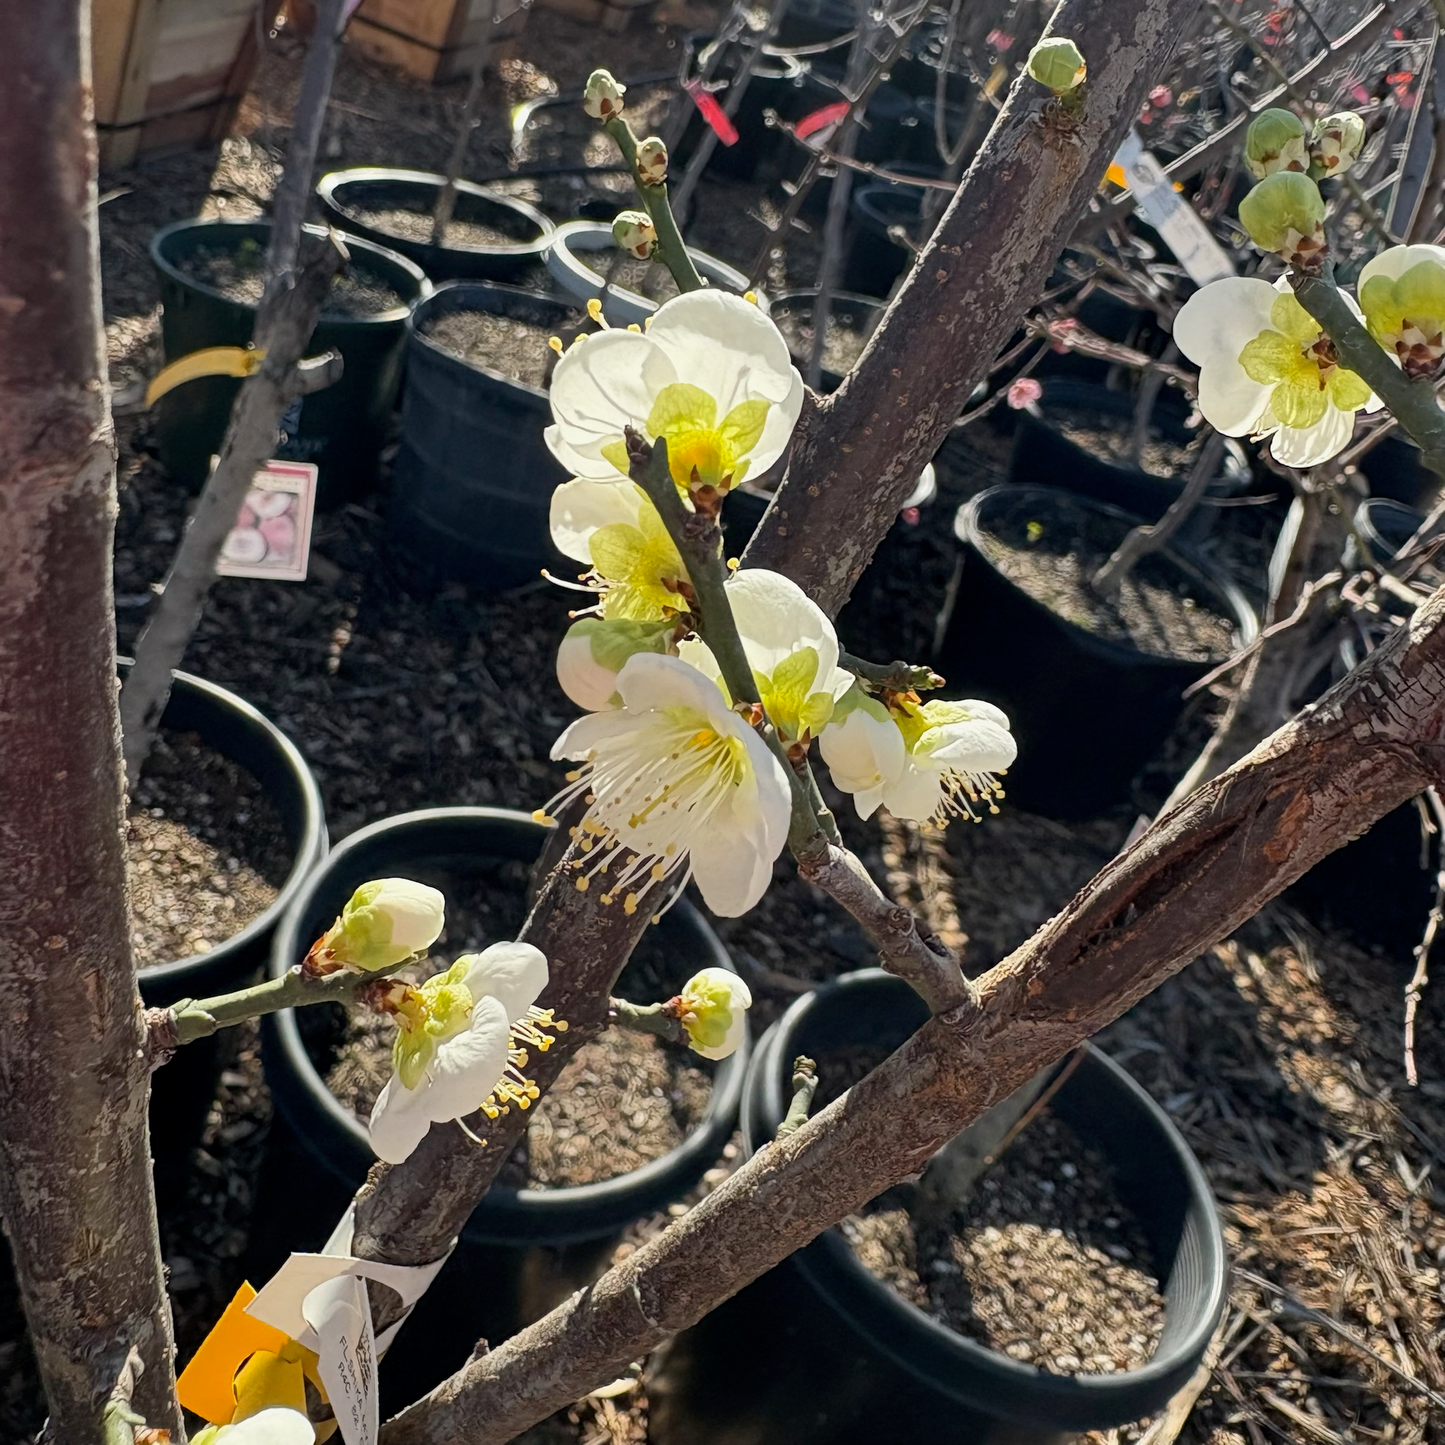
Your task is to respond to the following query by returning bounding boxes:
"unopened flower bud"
[1026,37,1086,94]
[1310,111,1365,179]
[583,69,626,120]
[307,878,445,974]
[1238,171,1326,270]
[612,210,657,259]
[1244,107,1308,179]
[556,617,674,711]
[674,967,751,1059]
[636,136,669,187]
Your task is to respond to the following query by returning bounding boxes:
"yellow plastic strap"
[145,346,266,407]
[177,1282,288,1424]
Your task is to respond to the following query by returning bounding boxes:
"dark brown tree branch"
[0,5,180,1438]
[382,575,1445,1445]
[742,0,1202,614]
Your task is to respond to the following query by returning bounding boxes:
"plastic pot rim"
[265,805,750,1244]
[129,667,328,995]
[544,220,765,326]
[406,279,581,402]
[744,969,1228,1431]
[957,484,1259,667]
[316,167,555,262]
[149,217,431,328]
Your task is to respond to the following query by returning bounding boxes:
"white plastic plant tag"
[245,1251,447,1345]
[303,1274,378,1445]
[1113,132,1235,287]
[215,459,317,583]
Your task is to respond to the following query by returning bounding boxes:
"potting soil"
[841,1109,1167,1375]
[180,242,406,317]
[127,729,290,965]
[975,496,1236,661]
[771,301,874,377]
[347,204,528,250]
[592,252,681,305]
[423,305,587,388]
[1052,405,1199,479]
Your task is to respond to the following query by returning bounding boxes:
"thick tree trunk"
[0,1,180,1438]
[742,0,1199,614]
[382,574,1445,1445]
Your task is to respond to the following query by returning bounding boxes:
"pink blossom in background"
[1148,85,1172,108]
[1007,378,1043,409]
[986,29,1012,50]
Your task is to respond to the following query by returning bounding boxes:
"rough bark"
[741,0,1198,614]
[0,2,180,1437]
[383,578,1445,1445]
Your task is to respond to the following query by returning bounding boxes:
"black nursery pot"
[1011,378,1249,524]
[937,486,1257,820]
[135,669,327,1177]
[1357,434,1438,509]
[843,178,930,296]
[254,807,748,1414]
[389,281,575,590]
[649,970,1226,1445]
[767,288,883,391]
[149,218,429,506]
[315,168,554,283]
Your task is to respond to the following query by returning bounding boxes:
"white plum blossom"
[817,686,906,807]
[307,878,446,974]
[545,290,804,498]
[675,967,752,1059]
[556,616,676,711]
[368,942,560,1163]
[547,652,791,917]
[1358,243,1445,378]
[679,568,852,740]
[1174,275,1379,468]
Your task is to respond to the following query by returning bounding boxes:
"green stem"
[1291,267,1445,478]
[166,965,379,1046]
[604,115,705,294]
[839,651,945,692]
[609,997,686,1044]
[776,1055,819,1139]
[626,430,831,852]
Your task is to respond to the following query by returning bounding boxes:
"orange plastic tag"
[177,1283,290,1424]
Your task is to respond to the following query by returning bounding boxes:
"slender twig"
[609,997,686,1044]
[1405,787,1445,1086]
[603,116,705,293]
[775,1056,819,1137]
[839,651,944,691]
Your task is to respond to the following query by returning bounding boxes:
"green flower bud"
[636,136,669,187]
[583,69,626,120]
[1026,37,1086,94]
[307,878,445,974]
[1238,171,1326,269]
[1310,111,1365,179]
[1244,107,1308,179]
[557,616,675,710]
[675,967,752,1059]
[612,209,657,259]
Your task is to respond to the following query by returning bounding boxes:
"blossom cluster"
[540,288,1016,921]
[1177,105,1445,469]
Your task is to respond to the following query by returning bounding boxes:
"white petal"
[645,291,799,413]
[851,783,886,820]
[675,634,724,689]
[1270,405,1356,468]
[1358,242,1445,288]
[548,477,645,562]
[422,996,512,1125]
[368,1077,432,1164]
[1173,277,1279,367]
[614,651,733,726]
[551,705,643,762]
[547,329,659,477]
[748,365,806,476]
[689,816,779,916]
[1198,361,1271,437]
[726,567,842,685]
[692,1007,748,1060]
[923,717,1018,775]
[880,760,946,822]
[557,631,622,710]
[818,709,906,793]
[462,942,549,1020]
[734,723,793,861]
[223,1407,316,1445]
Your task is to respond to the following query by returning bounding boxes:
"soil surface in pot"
[127,729,291,966]
[302,860,714,1188]
[421,305,586,388]
[974,492,1235,661]
[771,301,874,377]
[1048,405,1197,480]
[179,241,406,317]
[345,203,531,250]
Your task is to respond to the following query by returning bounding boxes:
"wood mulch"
[1,10,1440,1445]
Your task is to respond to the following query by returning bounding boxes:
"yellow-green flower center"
[392,962,476,1090]
[1237,292,1372,429]
[586,493,689,622]
[679,975,736,1050]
